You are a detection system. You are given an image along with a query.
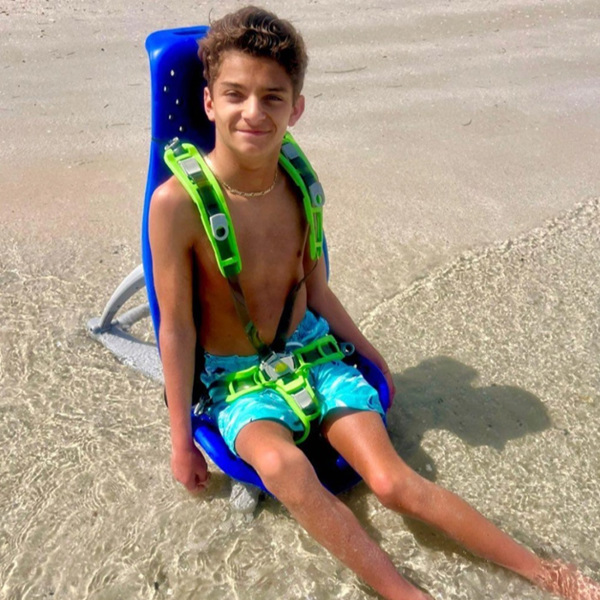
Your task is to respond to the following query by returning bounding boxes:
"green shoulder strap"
[279,131,325,262]
[163,138,242,279]
[162,132,325,277]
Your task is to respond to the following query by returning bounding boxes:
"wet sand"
[1,1,599,598]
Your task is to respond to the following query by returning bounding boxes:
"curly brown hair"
[198,6,308,98]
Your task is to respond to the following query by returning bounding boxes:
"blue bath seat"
[93,26,390,497]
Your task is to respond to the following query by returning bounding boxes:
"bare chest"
[192,186,308,352]
[194,187,307,300]
[233,196,305,274]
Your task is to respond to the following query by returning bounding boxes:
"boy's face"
[204,51,304,161]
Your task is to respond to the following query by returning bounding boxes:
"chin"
[235,138,279,158]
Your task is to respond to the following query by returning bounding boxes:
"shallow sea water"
[2,0,600,598]
[1,199,599,600]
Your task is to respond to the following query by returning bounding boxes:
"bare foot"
[534,560,600,600]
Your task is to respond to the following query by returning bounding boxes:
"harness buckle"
[180,157,205,183]
[210,213,229,241]
[260,352,297,381]
[281,141,300,160]
[290,387,315,412]
[308,181,325,207]
[165,137,185,156]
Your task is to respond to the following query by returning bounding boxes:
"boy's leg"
[323,410,541,576]
[323,410,600,599]
[235,420,431,600]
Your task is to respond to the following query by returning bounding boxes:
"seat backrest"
[141,26,213,342]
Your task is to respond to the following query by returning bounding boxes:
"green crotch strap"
[215,334,345,444]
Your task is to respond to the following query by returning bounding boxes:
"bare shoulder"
[150,176,193,222]
[149,176,198,248]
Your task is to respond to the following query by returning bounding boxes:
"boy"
[149,6,599,599]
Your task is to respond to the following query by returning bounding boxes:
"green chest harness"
[164,133,348,442]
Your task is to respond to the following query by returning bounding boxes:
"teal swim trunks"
[200,310,384,456]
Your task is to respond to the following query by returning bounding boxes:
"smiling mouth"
[237,129,270,135]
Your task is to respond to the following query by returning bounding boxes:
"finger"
[182,475,203,492]
[185,480,204,494]
[189,472,210,493]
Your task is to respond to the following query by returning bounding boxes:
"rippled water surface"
[2,200,599,600]
[2,0,600,598]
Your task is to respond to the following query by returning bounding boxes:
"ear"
[288,94,305,127]
[204,86,215,122]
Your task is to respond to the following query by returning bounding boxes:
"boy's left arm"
[305,254,396,400]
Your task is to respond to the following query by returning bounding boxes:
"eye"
[224,90,243,101]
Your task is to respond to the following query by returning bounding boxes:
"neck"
[208,144,280,195]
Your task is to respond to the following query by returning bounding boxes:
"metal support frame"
[87,264,163,382]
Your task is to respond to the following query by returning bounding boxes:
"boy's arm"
[305,254,396,400]
[149,180,209,492]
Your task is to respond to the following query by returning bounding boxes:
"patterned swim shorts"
[200,310,384,456]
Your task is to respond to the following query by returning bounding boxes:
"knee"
[368,468,430,516]
[367,469,403,509]
[254,445,316,506]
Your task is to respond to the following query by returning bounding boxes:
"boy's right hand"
[171,444,210,493]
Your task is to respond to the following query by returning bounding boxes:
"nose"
[242,95,265,123]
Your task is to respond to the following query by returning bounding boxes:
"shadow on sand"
[387,355,551,480]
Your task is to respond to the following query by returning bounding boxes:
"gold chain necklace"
[220,169,278,198]
[205,156,278,198]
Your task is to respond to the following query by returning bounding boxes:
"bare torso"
[189,167,310,356]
